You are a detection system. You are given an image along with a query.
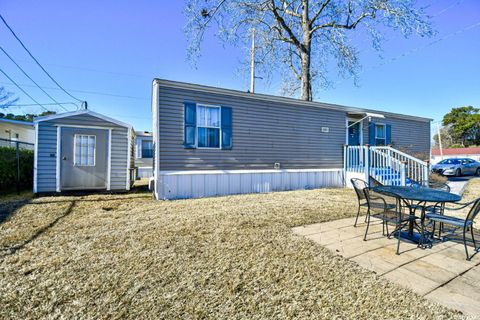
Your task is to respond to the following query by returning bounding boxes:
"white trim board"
[56,126,61,192]
[107,129,112,190]
[33,123,39,193]
[126,128,132,191]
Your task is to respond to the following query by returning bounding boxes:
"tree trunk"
[300,0,312,101]
[300,49,312,101]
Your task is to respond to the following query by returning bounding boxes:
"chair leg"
[431,221,436,239]
[364,209,371,241]
[354,205,361,227]
[396,222,402,255]
[464,226,471,261]
[470,225,477,250]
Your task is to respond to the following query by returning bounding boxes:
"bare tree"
[185,0,434,101]
[0,87,18,109]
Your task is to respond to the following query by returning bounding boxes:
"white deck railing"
[344,145,430,186]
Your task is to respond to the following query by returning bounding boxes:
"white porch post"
[400,161,407,186]
[364,144,370,184]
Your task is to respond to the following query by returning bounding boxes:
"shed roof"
[432,147,480,156]
[33,109,133,129]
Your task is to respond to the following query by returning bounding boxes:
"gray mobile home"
[34,110,135,193]
[152,79,431,200]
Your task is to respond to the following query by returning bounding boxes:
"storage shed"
[34,110,135,193]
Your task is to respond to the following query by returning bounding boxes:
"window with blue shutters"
[368,122,391,146]
[184,103,233,150]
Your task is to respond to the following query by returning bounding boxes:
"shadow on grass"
[0,198,32,225]
[0,201,77,258]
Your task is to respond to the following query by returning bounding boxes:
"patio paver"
[293,216,480,317]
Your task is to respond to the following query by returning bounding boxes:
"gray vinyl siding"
[36,113,130,192]
[157,86,346,170]
[155,81,431,171]
[362,118,431,158]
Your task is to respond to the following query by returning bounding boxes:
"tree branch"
[311,11,374,34]
[270,0,302,49]
[310,0,332,26]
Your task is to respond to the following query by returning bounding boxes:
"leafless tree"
[185,0,434,101]
[0,87,18,109]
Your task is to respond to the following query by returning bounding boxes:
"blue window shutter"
[385,124,392,145]
[369,122,376,146]
[221,106,232,150]
[184,102,196,148]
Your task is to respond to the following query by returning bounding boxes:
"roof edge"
[153,78,432,123]
[0,118,34,126]
[34,110,133,129]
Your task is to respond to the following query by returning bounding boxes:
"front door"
[348,121,361,145]
[60,127,108,190]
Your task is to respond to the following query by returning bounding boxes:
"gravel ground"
[0,188,464,319]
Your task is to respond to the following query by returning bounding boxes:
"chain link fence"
[0,138,34,193]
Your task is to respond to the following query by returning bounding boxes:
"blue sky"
[0,0,479,131]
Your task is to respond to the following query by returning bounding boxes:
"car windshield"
[438,159,461,165]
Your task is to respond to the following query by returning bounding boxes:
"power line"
[0,13,85,104]
[10,102,78,107]
[0,67,49,111]
[0,81,149,100]
[336,20,480,86]
[0,46,72,111]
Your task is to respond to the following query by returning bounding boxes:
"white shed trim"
[56,126,61,192]
[126,128,132,190]
[33,123,38,193]
[107,129,112,191]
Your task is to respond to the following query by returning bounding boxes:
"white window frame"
[73,134,96,167]
[375,123,387,146]
[196,104,222,149]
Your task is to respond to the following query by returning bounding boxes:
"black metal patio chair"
[363,189,415,255]
[411,180,451,192]
[422,198,480,261]
[411,180,451,237]
[351,178,369,227]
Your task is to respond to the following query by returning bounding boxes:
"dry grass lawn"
[0,186,466,319]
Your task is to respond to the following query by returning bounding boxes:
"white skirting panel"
[137,167,153,179]
[156,169,344,200]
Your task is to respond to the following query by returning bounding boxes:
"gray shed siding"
[36,113,130,192]
[155,81,431,171]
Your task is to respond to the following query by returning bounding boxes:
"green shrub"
[0,146,34,192]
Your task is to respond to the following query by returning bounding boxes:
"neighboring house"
[0,118,35,144]
[34,110,135,193]
[431,147,480,163]
[135,131,153,178]
[151,79,431,200]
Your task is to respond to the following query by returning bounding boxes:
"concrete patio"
[293,216,480,317]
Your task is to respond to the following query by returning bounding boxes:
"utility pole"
[250,28,255,93]
[437,122,444,160]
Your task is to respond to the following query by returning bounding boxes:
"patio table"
[371,185,461,245]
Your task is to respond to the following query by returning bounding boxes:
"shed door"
[60,127,108,190]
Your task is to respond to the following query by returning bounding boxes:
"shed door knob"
[62,156,67,160]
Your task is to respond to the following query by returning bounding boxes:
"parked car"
[431,158,480,177]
